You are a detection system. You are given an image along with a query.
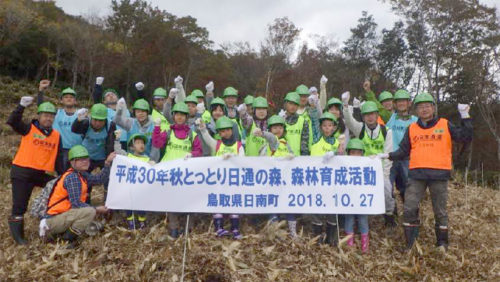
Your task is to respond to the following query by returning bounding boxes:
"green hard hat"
[127,133,147,147]
[132,99,150,112]
[102,88,119,101]
[361,101,379,114]
[244,95,254,105]
[327,97,343,110]
[253,97,268,108]
[295,84,309,95]
[90,103,108,120]
[210,97,226,108]
[215,116,234,131]
[378,91,393,102]
[184,95,198,105]
[37,102,57,114]
[172,102,189,114]
[346,138,365,152]
[191,89,204,98]
[223,86,238,97]
[68,145,89,160]
[267,115,286,129]
[153,87,167,98]
[394,89,411,100]
[414,92,435,104]
[60,87,77,98]
[284,92,300,105]
[319,112,338,124]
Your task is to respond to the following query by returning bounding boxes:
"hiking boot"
[61,228,79,249]
[8,216,28,245]
[435,225,448,250]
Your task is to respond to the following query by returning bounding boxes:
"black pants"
[10,165,54,217]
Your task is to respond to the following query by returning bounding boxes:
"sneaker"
[231,229,242,240]
[216,228,230,237]
[138,221,146,230]
[127,220,136,230]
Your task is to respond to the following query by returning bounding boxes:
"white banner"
[105,154,385,214]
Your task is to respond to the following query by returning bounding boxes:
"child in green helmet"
[318,75,350,138]
[237,96,270,156]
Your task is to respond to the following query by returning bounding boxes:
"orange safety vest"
[47,169,88,216]
[408,118,452,170]
[12,124,60,173]
[377,116,385,126]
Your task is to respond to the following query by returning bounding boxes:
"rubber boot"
[361,233,369,254]
[214,218,229,237]
[311,223,323,244]
[61,228,79,249]
[8,216,28,245]
[325,222,339,247]
[345,232,355,247]
[230,218,242,240]
[403,224,419,251]
[288,220,297,238]
[435,225,448,250]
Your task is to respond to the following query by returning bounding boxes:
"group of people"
[7,74,472,253]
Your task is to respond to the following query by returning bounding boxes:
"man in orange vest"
[41,145,114,247]
[384,93,472,251]
[7,89,64,245]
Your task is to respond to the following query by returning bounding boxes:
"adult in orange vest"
[386,93,472,251]
[7,89,64,245]
[41,145,114,247]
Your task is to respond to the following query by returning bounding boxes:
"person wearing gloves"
[149,87,171,132]
[386,90,418,203]
[343,138,371,253]
[385,93,473,251]
[153,102,203,237]
[37,80,82,170]
[318,75,350,139]
[252,115,297,236]
[279,92,311,156]
[72,103,115,202]
[362,80,393,124]
[114,132,153,230]
[92,77,131,149]
[222,86,244,141]
[40,145,114,248]
[197,116,244,239]
[238,96,269,156]
[295,84,313,147]
[7,96,63,244]
[196,81,215,124]
[341,92,396,228]
[184,95,206,129]
[114,98,154,156]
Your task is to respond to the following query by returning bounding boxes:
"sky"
[55,0,499,50]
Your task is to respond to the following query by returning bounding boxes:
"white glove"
[252,128,263,137]
[322,151,335,163]
[341,91,350,105]
[284,154,294,161]
[237,103,246,114]
[353,97,361,108]
[174,75,183,85]
[308,94,319,107]
[148,160,156,166]
[222,153,233,160]
[39,218,49,237]
[154,118,161,126]
[76,108,88,121]
[309,86,318,95]
[457,103,470,118]
[135,82,144,91]
[278,109,287,119]
[117,97,126,109]
[19,96,34,107]
[184,153,192,160]
[320,75,328,85]
[96,77,104,85]
[205,81,214,92]
[195,118,205,130]
[196,103,205,114]
[169,88,179,99]
[114,130,122,139]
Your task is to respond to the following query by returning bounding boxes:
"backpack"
[30,176,63,219]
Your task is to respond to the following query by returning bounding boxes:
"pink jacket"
[152,124,203,157]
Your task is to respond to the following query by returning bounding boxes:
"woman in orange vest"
[41,145,113,248]
[7,85,64,245]
[385,93,473,251]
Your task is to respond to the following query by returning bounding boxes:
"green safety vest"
[229,117,243,140]
[245,122,266,156]
[310,136,340,156]
[162,130,196,162]
[267,137,290,157]
[202,110,212,124]
[151,109,170,132]
[360,125,387,156]
[215,141,240,156]
[127,153,150,162]
[299,111,313,148]
[285,115,306,156]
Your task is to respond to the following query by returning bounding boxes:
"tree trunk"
[72,59,78,89]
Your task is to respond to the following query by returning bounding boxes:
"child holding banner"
[344,138,370,253]
[114,131,155,230]
[197,116,244,239]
